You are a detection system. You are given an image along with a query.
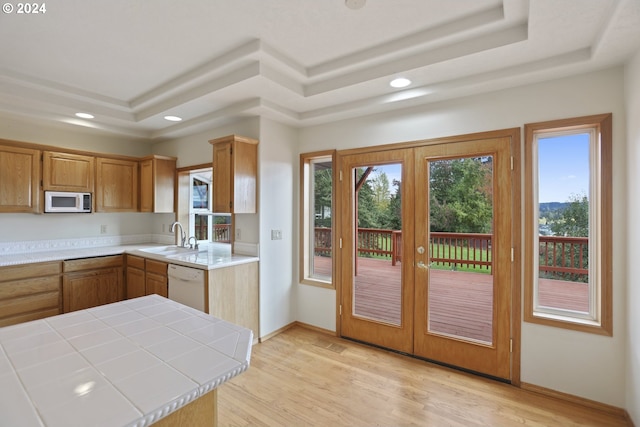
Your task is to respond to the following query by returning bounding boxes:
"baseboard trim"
[258,321,336,343]
[258,322,297,343]
[293,321,336,336]
[520,382,630,423]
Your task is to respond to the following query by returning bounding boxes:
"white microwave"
[44,191,92,213]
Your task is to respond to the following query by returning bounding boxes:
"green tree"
[384,179,402,230]
[429,158,493,233]
[313,166,332,228]
[356,168,378,228]
[550,193,589,237]
[371,170,391,211]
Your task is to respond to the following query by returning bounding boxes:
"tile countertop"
[0,242,259,270]
[0,295,253,427]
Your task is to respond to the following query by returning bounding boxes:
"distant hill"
[539,202,569,213]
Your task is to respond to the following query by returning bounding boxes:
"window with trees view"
[300,152,335,287]
[524,114,612,335]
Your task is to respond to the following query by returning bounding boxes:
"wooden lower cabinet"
[126,255,146,299]
[146,272,168,298]
[207,261,259,341]
[0,261,62,327]
[145,259,168,298]
[63,255,124,313]
[125,266,146,299]
[125,255,168,299]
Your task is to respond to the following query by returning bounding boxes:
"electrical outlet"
[100,225,107,234]
[235,228,241,240]
[162,223,166,233]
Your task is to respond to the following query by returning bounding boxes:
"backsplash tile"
[0,234,173,255]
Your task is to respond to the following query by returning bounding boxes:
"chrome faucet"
[188,236,199,250]
[170,221,187,247]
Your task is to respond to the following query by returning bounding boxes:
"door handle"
[417,261,429,270]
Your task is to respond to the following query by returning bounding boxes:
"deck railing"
[213,224,232,243]
[539,235,588,281]
[314,227,589,279]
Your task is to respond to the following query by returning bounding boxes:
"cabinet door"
[63,267,124,312]
[126,267,145,299]
[140,157,176,213]
[210,135,258,214]
[43,151,94,192]
[146,272,168,298]
[96,157,138,212]
[139,159,154,212]
[0,145,40,213]
[212,141,232,213]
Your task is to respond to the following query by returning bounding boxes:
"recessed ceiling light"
[390,78,411,88]
[345,0,366,10]
[75,112,94,119]
[164,115,182,122]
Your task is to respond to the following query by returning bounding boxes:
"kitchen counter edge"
[0,244,259,270]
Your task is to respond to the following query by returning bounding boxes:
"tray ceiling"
[1,0,639,140]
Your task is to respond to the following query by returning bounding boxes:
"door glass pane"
[427,156,494,344]
[352,164,402,326]
[536,133,591,314]
[310,159,332,280]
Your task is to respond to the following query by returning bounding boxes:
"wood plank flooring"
[217,325,628,427]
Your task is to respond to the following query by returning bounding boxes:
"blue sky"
[538,133,590,203]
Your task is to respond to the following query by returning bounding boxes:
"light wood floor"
[217,325,628,427]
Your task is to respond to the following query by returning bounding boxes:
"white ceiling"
[1,0,639,141]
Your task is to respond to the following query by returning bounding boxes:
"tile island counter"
[0,294,252,427]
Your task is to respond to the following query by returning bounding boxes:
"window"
[188,168,231,244]
[524,114,612,335]
[300,151,335,288]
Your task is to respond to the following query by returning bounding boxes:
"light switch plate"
[271,230,282,240]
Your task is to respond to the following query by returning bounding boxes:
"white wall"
[297,67,628,407]
[624,50,640,426]
[0,115,151,157]
[258,118,298,337]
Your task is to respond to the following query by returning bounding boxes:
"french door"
[338,134,514,380]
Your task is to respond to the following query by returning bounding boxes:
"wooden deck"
[314,256,588,343]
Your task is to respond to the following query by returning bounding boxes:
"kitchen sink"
[137,245,195,255]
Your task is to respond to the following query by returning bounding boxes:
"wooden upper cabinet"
[139,155,176,213]
[209,134,258,214]
[0,144,40,213]
[43,151,94,193]
[95,157,138,212]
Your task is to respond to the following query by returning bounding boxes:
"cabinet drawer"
[0,308,61,328]
[127,255,145,270]
[0,262,61,282]
[0,276,61,300]
[0,291,60,319]
[63,255,124,272]
[145,259,167,276]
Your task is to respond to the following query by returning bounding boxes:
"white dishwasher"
[168,264,206,312]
